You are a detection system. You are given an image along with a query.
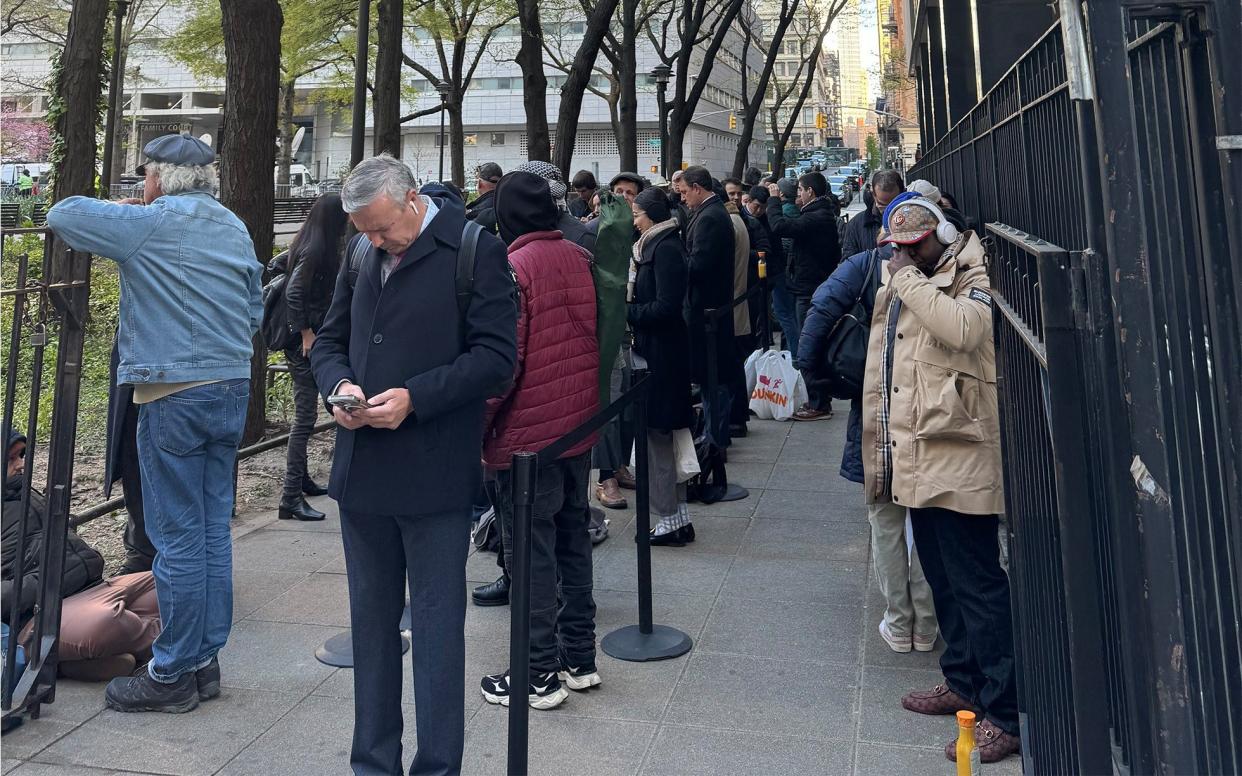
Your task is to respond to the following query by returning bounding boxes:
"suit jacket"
[311,197,518,515]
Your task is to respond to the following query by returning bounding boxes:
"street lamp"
[650,65,671,179]
[100,0,131,192]
[436,82,451,182]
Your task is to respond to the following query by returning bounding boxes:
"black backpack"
[343,221,484,340]
[260,251,298,351]
[817,249,881,401]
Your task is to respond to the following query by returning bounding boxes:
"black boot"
[105,671,199,714]
[472,574,510,607]
[301,477,328,497]
[279,497,326,521]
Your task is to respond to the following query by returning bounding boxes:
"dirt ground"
[26,420,337,576]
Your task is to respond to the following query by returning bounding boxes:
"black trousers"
[339,508,471,776]
[119,398,155,572]
[910,507,1019,736]
[794,295,831,412]
[281,348,319,503]
[730,334,754,425]
[495,452,597,676]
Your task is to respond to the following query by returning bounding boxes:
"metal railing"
[911,8,1241,774]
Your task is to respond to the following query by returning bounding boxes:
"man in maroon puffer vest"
[480,170,601,711]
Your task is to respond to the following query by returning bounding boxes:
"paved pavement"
[1,414,1022,775]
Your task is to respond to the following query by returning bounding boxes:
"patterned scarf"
[628,218,679,301]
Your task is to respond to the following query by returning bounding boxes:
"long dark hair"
[289,192,348,293]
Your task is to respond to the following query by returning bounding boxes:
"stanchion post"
[759,277,771,350]
[506,451,537,776]
[632,370,653,634]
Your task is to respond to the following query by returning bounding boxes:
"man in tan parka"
[862,198,1021,764]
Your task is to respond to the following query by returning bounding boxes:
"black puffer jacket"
[285,253,336,336]
[2,476,104,625]
[766,196,841,297]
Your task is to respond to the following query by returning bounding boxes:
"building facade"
[0,7,765,186]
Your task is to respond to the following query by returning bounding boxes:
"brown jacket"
[861,232,1004,515]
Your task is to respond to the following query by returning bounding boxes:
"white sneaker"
[879,621,913,653]
[557,663,602,691]
[913,632,938,652]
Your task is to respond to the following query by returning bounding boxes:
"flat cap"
[609,171,647,191]
[136,132,214,175]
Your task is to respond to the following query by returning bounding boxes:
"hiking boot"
[615,466,636,490]
[105,671,199,714]
[879,621,912,653]
[558,659,602,691]
[901,683,977,716]
[472,574,510,607]
[481,671,568,710]
[595,479,627,509]
[196,657,221,701]
[792,405,833,421]
[946,719,1021,763]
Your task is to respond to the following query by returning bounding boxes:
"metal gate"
[909,2,1241,772]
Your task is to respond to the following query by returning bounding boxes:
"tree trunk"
[733,2,797,177]
[665,0,744,171]
[43,0,108,563]
[771,107,787,175]
[277,79,294,185]
[373,0,403,157]
[220,0,283,445]
[449,102,465,187]
[550,0,621,177]
[667,119,687,172]
[515,0,549,160]
[617,0,638,172]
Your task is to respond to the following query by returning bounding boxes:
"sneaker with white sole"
[879,620,913,653]
[913,632,938,652]
[557,661,602,692]
[480,671,568,710]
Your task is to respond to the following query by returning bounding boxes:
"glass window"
[495,77,512,90]
[491,132,505,145]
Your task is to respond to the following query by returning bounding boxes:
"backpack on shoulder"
[260,250,299,351]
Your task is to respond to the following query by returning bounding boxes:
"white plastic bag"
[744,348,766,395]
[748,350,808,421]
[673,428,700,482]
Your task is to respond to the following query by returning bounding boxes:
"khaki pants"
[868,501,937,639]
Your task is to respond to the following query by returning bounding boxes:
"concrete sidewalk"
[2,415,1021,775]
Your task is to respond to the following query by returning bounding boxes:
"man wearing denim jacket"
[47,133,261,713]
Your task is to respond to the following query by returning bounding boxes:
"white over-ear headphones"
[907,198,959,245]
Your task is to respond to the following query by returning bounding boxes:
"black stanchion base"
[601,624,693,662]
[718,483,749,502]
[315,631,410,668]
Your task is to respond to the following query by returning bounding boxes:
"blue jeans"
[770,275,800,359]
[137,378,249,682]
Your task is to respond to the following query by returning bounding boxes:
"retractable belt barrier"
[505,371,692,775]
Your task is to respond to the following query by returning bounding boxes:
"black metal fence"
[911,5,1240,773]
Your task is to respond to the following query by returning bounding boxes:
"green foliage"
[866,135,882,171]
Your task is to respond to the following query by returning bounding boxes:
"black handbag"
[819,249,881,401]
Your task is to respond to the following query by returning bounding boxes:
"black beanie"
[495,171,558,245]
[633,187,671,223]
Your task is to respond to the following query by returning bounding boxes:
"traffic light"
[815,112,826,130]
[729,113,737,130]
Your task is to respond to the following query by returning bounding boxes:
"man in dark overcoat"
[311,154,517,776]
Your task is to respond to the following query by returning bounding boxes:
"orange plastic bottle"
[757,250,767,279]
[956,710,981,776]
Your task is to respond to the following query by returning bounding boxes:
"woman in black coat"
[628,188,694,546]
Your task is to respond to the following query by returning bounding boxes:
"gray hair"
[341,154,417,212]
[147,161,217,195]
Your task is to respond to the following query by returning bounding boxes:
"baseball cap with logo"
[878,200,941,246]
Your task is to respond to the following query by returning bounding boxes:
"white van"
[275,163,316,196]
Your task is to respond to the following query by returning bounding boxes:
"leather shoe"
[729,423,748,438]
[301,477,328,497]
[901,683,978,716]
[649,524,694,547]
[946,719,1021,763]
[595,479,627,509]
[615,467,636,490]
[278,497,326,522]
[472,575,510,607]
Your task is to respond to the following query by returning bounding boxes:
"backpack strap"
[456,220,482,323]
[345,233,370,289]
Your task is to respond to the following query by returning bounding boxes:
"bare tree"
[402,0,517,185]
[545,0,622,174]
[765,0,841,173]
[514,0,549,159]
[729,0,802,177]
[647,0,746,172]
[219,0,283,443]
[375,0,404,156]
